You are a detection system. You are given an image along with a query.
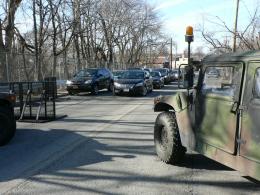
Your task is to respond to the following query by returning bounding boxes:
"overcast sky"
[148,0,259,53]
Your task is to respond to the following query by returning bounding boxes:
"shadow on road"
[60,118,154,128]
[179,153,232,171]
[0,126,259,194]
[0,128,135,183]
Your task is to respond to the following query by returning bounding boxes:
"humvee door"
[195,63,243,154]
[240,62,260,163]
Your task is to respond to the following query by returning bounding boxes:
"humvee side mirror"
[178,64,194,89]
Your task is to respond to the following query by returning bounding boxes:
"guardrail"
[0,77,65,122]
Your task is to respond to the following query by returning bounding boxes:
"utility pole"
[174,43,177,69]
[232,0,240,52]
[170,38,173,69]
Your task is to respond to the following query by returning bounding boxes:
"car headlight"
[66,80,72,85]
[135,82,144,87]
[84,80,92,84]
[114,82,121,87]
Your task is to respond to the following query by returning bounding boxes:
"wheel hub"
[160,127,168,148]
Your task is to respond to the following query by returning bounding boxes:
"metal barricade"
[0,78,64,122]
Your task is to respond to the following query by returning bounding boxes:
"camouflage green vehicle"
[0,92,16,146]
[153,50,260,181]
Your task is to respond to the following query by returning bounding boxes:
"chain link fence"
[0,51,136,84]
[0,52,89,82]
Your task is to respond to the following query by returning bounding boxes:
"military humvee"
[154,50,260,181]
[0,92,16,146]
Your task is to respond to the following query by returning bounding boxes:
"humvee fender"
[154,92,195,150]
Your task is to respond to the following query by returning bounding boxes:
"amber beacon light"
[185,26,194,43]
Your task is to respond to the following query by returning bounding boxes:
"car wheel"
[108,82,113,92]
[141,86,147,96]
[91,84,98,95]
[68,91,74,95]
[0,106,16,146]
[154,111,186,164]
[150,85,153,92]
[112,87,118,96]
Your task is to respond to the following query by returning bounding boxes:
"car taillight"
[7,94,16,103]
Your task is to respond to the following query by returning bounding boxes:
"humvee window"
[202,66,240,98]
[254,68,260,98]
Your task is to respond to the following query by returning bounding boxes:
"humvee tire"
[0,106,16,146]
[154,111,186,164]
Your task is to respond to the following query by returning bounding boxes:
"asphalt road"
[0,83,259,195]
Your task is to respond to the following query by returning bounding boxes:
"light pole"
[170,38,173,69]
[172,41,178,69]
[185,26,194,88]
[185,26,194,65]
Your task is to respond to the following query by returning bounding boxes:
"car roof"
[127,67,143,70]
[113,70,124,72]
[154,68,168,70]
[127,70,144,73]
[202,50,260,65]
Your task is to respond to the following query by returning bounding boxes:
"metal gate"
[0,77,65,122]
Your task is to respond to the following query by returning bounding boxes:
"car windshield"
[151,72,160,77]
[155,69,167,76]
[113,71,124,77]
[208,70,219,75]
[121,71,144,79]
[75,69,97,77]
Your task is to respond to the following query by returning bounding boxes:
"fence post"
[5,52,10,82]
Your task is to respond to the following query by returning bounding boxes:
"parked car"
[154,68,171,84]
[169,69,180,81]
[127,67,144,70]
[113,70,153,96]
[206,69,220,78]
[66,68,113,95]
[150,71,164,89]
[0,92,16,146]
[144,68,152,73]
[112,70,125,80]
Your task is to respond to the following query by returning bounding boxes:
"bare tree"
[0,0,22,81]
[0,0,166,81]
[199,4,260,53]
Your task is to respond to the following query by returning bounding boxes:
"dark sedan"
[112,70,125,80]
[169,69,180,81]
[151,71,164,89]
[66,68,113,95]
[113,70,153,96]
[154,68,171,84]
